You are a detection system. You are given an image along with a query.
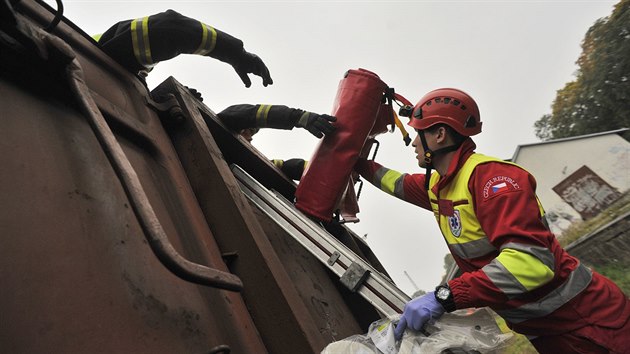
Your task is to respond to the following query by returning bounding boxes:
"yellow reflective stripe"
[130,19,141,64]
[272,159,284,168]
[141,17,152,64]
[496,248,554,291]
[92,33,102,42]
[194,22,217,56]
[131,17,153,68]
[256,105,272,127]
[380,169,403,196]
[196,22,209,54]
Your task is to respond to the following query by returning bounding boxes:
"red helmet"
[408,88,482,136]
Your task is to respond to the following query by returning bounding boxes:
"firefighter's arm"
[354,159,431,209]
[97,10,272,87]
[448,163,555,309]
[217,104,336,138]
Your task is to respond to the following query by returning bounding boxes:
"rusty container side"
[1,1,396,353]
[154,78,385,353]
[1,1,266,353]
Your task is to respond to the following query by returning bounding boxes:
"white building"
[511,128,630,235]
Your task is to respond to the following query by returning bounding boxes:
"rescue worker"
[355,88,630,353]
[96,9,272,87]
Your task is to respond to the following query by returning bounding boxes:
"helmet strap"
[418,130,463,190]
[419,131,433,190]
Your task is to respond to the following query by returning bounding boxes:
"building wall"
[513,133,630,234]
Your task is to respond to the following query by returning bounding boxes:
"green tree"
[535,0,630,140]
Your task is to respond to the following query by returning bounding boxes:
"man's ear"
[436,126,448,144]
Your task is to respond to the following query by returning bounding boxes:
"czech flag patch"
[483,176,520,200]
[492,182,508,194]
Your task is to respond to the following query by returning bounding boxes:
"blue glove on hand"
[394,291,445,340]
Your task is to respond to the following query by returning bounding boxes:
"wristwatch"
[434,284,456,312]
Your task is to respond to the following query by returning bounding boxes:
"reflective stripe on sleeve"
[483,248,554,299]
[130,17,154,68]
[501,242,556,271]
[373,167,406,199]
[194,22,217,56]
[497,262,592,324]
[449,238,497,259]
[256,105,272,127]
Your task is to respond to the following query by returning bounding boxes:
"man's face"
[412,129,438,168]
[412,133,427,168]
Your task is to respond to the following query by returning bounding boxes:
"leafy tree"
[535,0,630,140]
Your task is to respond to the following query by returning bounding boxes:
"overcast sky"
[45,0,619,296]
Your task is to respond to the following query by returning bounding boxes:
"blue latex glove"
[394,291,445,340]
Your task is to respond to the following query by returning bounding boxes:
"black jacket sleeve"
[217,104,304,131]
[98,10,246,73]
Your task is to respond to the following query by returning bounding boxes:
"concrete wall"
[566,211,630,268]
[513,132,630,234]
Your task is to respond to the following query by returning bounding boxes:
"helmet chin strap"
[418,130,462,190]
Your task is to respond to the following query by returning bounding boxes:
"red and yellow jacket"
[356,139,630,336]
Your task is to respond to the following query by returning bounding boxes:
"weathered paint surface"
[0,1,386,352]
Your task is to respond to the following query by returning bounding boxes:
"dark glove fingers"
[314,119,336,135]
[260,65,273,86]
[185,86,203,101]
[323,114,337,123]
[308,126,324,138]
[252,56,273,86]
[234,67,252,88]
[240,52,273,87]
[253,63,272,87]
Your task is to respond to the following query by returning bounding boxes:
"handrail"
[24,22,243,291]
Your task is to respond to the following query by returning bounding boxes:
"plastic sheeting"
[321,308,514,354]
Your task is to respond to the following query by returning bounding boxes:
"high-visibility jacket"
[97,10,246,75]
[355,138,630,336]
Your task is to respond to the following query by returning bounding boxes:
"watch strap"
[434,284,456,312]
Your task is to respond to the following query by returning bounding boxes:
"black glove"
[185,86,203,101]
[231,52,273,88]
[296,112,337,138]
[272,158,306,181]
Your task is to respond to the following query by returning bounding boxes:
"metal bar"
[232,165,410,317]
[46,34,243,290]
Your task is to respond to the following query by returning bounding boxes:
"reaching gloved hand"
[231,51,273,88]
[296,112,337,138]
[394,291,445,340]
[185,86,203,101]
[272,158,307,181]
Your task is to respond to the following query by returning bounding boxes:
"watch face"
[437,287,450,300]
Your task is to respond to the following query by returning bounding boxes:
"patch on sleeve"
[482,175,521,200]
